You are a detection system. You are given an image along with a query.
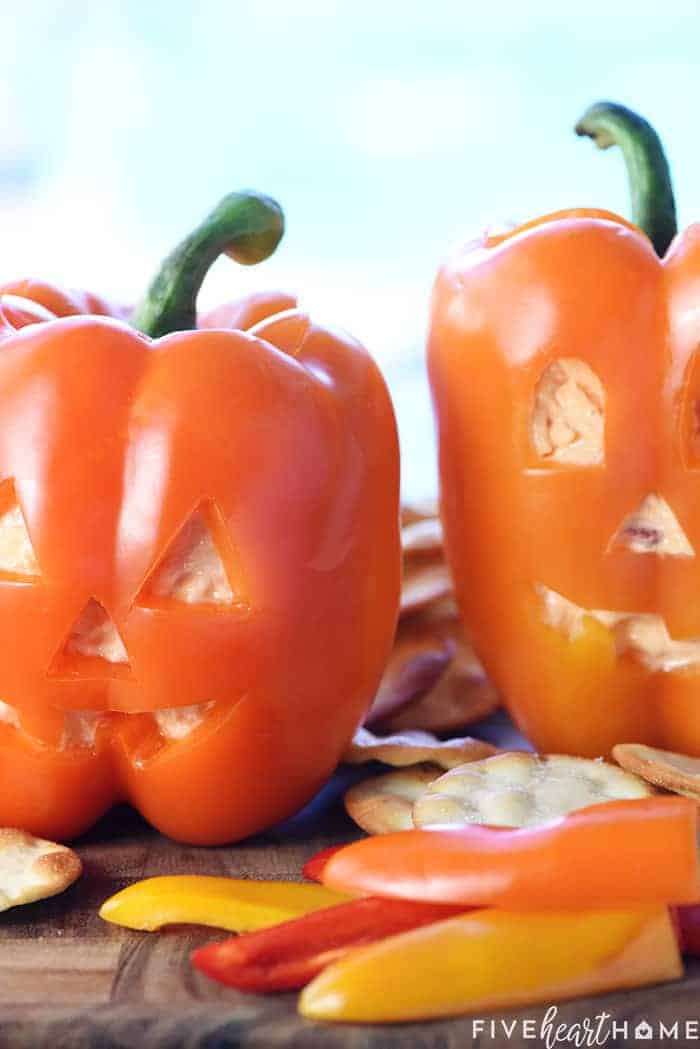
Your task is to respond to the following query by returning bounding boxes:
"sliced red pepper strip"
[303,845,345,883]
[674,904,700,956]
[320,797,700,909]
[191,896,466,991]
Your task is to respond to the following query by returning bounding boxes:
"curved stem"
[575,101,677,257]
[131,191,285,337]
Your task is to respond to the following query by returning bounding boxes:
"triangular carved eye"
[0,480,39,579]
[609,494,695,557]
[49,599,133,679]
[137,502,246,608]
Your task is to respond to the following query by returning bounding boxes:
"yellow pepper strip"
[299,906,682,1023]
[99,876,350,933]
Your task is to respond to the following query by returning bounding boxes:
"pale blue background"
[1,0,699,497]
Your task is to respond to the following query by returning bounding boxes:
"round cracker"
[343,726,499,769]
[613,742,700,799]
[413,751,654,830]
[0,828,82,912]
[401,501,439,528]
[344,765,440,835]
[401,517,444,557]
[365,616,453,726]
[400,561,452,618]
[380,642,500,734]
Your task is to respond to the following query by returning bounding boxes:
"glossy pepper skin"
[318,797,700,909]
[0,279,295,333]
[191,897,465,991]
[0,193,400,844]
[299,906,682,1023]
[428,104,700,757]
[99,876,350,933]
[0,279,130,322]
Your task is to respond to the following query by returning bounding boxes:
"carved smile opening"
[538,585,700,673]
[0,698,219,750]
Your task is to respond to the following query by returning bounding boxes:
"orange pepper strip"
[191,897,467,992]
[299,906,682,1023]
[303,845,344,883]
[319,797,700,909]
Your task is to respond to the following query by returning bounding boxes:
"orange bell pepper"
[299,906,682,1022]
[0,280,128,322]
[318,797,700,908]
[0,281,293,335]
[99,876,350,933]
[191,897,466,991]
[0,191,400,844]
[199,289,298,331]
[427,101,700,757]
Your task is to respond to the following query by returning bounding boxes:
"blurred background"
[1,0,698,498]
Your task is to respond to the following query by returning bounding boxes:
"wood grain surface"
[1,763,698,1049]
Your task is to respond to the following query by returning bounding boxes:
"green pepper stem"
[575,101,677,257]
[131,191,285,338]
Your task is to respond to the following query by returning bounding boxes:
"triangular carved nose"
[609,494,694,557]
[49,599,133,680]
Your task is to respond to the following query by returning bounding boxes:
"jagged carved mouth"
[0,698,219,751]
[538,585,700,673]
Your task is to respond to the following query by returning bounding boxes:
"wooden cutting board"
[1,756,699,1048]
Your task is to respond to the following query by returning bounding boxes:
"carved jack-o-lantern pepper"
[428,103,700,758]
[0,192,401,842]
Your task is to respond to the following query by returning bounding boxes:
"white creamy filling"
[539,584,700,672]
[146,510,233,605]
[610,493,695,557]
[0,699,20,729]
[61,709,104,748]
[64,600,129,664]
[153,702,215,740]
[531,358,605,466]
[0,504,39,576]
